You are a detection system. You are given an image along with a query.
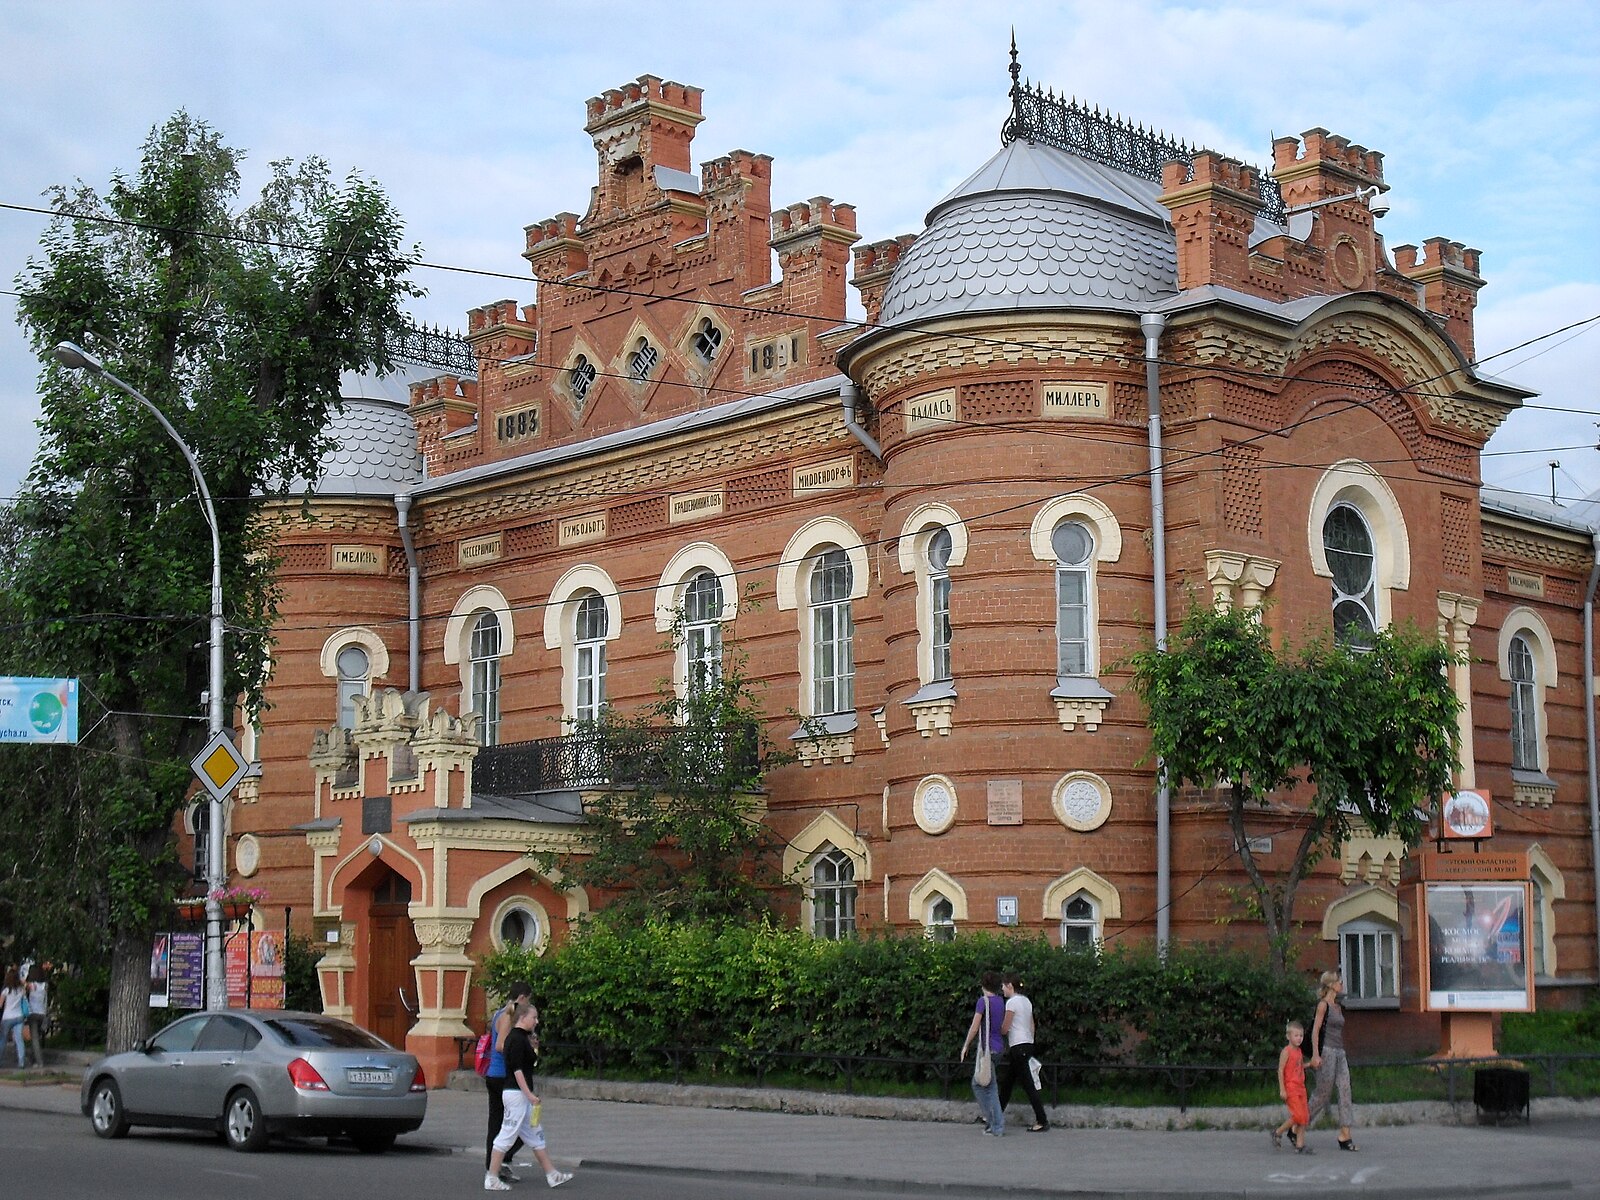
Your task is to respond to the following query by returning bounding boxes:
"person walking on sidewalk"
[959,970,1006,1136]
[1307,969,1359,1151]
[483,980,532,1183]
[0,966,27,1068]
[998,972,1049,1131]
[487,1003,572,1191]
[24,964,49,1068]
[1272,1020,1312,1154]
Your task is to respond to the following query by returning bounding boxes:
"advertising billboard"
[1423,881,1533,1011]
[0,677,79,744]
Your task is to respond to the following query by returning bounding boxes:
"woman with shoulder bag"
[959,970,1006,1136]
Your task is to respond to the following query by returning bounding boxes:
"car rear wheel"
[223,1087,269,1152]
[89,1078,130,1139]
[350,1129,397,1155]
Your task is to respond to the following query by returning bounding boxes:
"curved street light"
[52,340,228,1013]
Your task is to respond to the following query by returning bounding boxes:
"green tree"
[535,627,792,927]
[1127,603,1462,974]
[1,112,419,1049]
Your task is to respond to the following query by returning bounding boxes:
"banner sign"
[169,933,205,1009]
[0,677,78,744]
[1423,882,1532,1011]
[226,930,285,1009]
[149,934,171,1008]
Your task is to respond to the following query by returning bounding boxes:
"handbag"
[973,999,993,1087]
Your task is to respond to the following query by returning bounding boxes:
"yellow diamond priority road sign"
[191,730,249,800]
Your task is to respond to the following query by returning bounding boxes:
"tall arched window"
[1530,876,1547,978]
[811,847,857,940]
[335,644,370,730]
[469,611,503,746]
[683,570,724,697]
[810,548,854,716]
[575,592,608,724]
[1508,633,1538,771]
[928,527,953,682]
[1053,521,1095,676]
[1060,893,1099,947]
[1323,503,1377,647]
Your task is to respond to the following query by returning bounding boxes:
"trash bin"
[1473,1066,1530,1124]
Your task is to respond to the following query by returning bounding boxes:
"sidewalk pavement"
[5,1053,1596,1197]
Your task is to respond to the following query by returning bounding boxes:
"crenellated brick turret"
[702,150,774,289]
[523,213,587,283]
[1271,127,1384,209]
[1392,238,1485,358]
[1159,151,1263,291]
[852,235,918,325]
[583,74,705,230]
[769,197,860,323]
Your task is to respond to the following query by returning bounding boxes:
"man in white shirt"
[1000,972,1050,1131]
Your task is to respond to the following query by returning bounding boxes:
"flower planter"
[172,900,253,923]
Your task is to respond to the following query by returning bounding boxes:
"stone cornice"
[1481,513,1594,574]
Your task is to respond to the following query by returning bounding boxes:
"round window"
[927,527,953,572]
[499,907,541,950]
[1051,521,1093,566]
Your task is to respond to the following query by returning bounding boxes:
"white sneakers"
[485,1167,572,1189]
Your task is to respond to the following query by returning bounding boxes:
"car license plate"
[346,1068,394,1086]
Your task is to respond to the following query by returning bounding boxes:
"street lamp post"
[52,341,229,1012]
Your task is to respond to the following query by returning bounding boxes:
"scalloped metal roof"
[298,392,422,496]
[876,139,1178,327]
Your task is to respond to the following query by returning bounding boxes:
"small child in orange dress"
[1272,1020,1313,1154]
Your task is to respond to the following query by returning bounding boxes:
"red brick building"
[224,67,1596,1079]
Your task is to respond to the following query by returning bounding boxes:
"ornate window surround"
[1029,494,1120,731]
[443,586,514,733]
[779,517,869,763]
[1307,459,1411,629]
[543,565,622,726]
[1497,607,1558,804]
[654,542,740,701]
[897,503,968,736]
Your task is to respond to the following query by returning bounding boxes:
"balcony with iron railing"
[473,722,762,797]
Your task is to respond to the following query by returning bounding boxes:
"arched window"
[1059,892,1099,947]
[691,317,723,363]
[683,570,724,697]
[928,527,953,682]
[1053,520,1095,676]
[469,611,503,746]
[569,355,596,404]
[1323,503,1377,647]
[810,548,854,716]
[335,644,370,730]
[1508,633,1538,771]
[926,894,956,942]
[811,847,856,940]
[575,592,608,724]
[628,337,658,382]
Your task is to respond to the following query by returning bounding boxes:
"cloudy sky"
[3,1,1596,505]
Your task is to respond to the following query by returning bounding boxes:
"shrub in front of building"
[481,922,1311,1081]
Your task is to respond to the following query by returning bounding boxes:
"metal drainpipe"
[1585,533,1600,979]
[395,494,420,693]
[841,379,883,462]
[1141,311,1171,954]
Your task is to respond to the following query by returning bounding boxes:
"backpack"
[473,1030,493,1076]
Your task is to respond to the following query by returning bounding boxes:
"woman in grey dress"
[1307,969,1358,1150]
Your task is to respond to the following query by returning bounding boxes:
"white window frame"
[810,846,857,940]
[1307,460,1410,637]
[1059,892,1100,948]
[319,628,390,731]
[1337,917,1399,1007]
[1528,844,1566,980]
[1042,867,1120,948]
[1053,519,1096,676]
[469,611,504,746]
[444,586,515,738]
[926,894,956,942]
[777,517,869,723]
[1322,501,1379,647]
[682,570,724,698]
[1508,633,1538,770]
[808,548,855,717]
[573,592,608,725]
[655,543,741,704]
[1028,494,1121,686]
[544,565,622,728]
[1497,610,1558,777]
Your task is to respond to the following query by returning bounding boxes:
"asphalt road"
[5,1109,887,1200]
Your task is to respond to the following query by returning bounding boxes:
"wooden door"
[368,900,420,1048]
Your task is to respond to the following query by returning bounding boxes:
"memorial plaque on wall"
[987,779,1023,825]
[362,796,392,835]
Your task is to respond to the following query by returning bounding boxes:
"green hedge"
[482,923,1311,1082]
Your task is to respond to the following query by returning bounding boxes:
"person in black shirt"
[486,1003,572,1190]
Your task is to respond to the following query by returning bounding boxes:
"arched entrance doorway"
[365,869,420,1048]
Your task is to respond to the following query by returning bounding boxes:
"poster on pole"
[0,677,79,744]
[149,934,171,1008]
[168,933,205,1009]
[225,930,285,1009]
[1423,882,1533,1011]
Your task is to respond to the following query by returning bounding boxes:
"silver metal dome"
[876,139,1178,327]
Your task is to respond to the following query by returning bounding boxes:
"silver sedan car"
[80,1010,427,1153]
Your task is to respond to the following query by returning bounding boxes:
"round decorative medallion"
[1330,236,1365,290]
[1052,772,1111,832]
[914,775,957,835]
[234,833,261,878]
